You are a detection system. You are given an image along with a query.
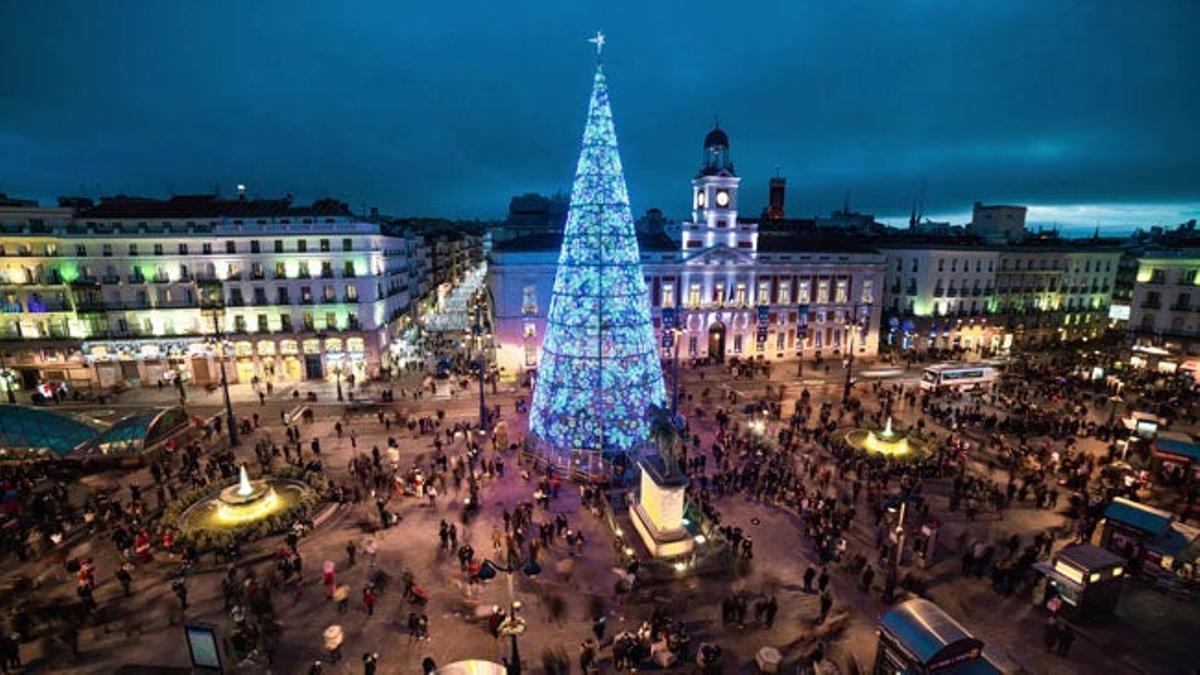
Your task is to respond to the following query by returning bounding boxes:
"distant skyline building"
[969,201,1028,243]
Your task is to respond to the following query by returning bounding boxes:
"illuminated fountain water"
[842,417,925,459]
[864,417,909,456]
[213,466,280,524]
[178,465,314,535]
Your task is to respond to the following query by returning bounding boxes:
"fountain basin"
[863,430,910,456]
[178,478,313,534]
[840,425,928,460]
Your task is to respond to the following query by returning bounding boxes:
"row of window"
[0,237,367,257]
[1141,291,1199,310]
[659,278,873,308]
[1142,268,1200,286]
[893,256,1115,274]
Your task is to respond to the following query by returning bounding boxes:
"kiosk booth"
[1095,497,1173,570]
[1152,433,1200,493]
[1032,543,1125,620]
[874,599,1023,674]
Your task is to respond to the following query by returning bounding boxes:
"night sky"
[2,1,1198,232]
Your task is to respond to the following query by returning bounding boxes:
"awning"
[1103,497,1172,537]
[1154,437,1200,465]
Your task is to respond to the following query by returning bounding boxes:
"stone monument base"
[630,457,695,558]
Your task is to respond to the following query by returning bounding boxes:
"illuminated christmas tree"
[530,44,666,468]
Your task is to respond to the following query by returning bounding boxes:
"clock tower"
[684,125,755,253]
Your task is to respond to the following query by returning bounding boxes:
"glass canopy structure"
[0,406,100,459]
[73,406,190,457]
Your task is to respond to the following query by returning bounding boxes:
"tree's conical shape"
[529,62,667,459]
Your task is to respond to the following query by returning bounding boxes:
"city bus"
[920,363,998,391]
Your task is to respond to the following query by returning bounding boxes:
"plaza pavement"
[3,358,1197,673]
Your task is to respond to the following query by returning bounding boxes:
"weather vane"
[588,31,606,56]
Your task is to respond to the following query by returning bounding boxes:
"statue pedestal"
[630,457,695,558]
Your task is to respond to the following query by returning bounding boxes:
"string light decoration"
[529,56,667,464]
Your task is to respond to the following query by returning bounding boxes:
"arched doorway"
[708,322,726,363]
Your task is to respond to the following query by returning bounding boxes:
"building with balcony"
[878,240,1120,353]
[1129,249,1200,354]
[0,194,429,390]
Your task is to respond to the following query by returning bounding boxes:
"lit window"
[522,285,537,315]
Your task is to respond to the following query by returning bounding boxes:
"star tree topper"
[588,31,605,56]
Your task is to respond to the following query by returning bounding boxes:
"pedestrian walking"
[817,589,832,624]
[363,584,377,616]
[323,561,337,598]
[116,563,133,596]
[803,566,816,593]
[1056,623,1075,656]
[365,538,378,569]
[1042,617,1059,652]
[171,577,188,609]
[363,652,379,675]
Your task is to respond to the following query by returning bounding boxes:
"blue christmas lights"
[529,62,667,458]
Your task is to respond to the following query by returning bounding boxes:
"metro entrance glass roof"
[0,406,100,458]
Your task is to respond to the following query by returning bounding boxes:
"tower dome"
[703,127,729,150]
[699,124,734,177]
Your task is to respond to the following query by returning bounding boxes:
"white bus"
[920,363,998,391]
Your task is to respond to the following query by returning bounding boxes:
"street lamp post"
[479,558,535,674]
[843,303,871,402]
[670,326,682,417]
[891,500,907,581]
[210,311,239,447]
[502,600,525,674]
[475,299,488,432]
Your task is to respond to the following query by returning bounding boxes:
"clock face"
[715,189,730,207]
[696,190,706,208]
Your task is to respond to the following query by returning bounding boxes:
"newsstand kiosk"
[1032,543,1126,620]
[874,599,1022,674]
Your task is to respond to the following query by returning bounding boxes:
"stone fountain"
[178,465,313,535]
[841,417,926,459]
[213,466,280,524]
[864,417,910,456]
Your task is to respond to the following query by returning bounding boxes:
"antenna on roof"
[774,165,782,178]
[842,188,851,214]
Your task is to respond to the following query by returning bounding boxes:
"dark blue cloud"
[1,1,1197,229]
